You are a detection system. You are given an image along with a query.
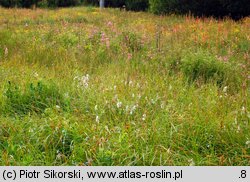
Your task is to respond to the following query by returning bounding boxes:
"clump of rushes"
[179,50,241,91]
[3,81,70,116]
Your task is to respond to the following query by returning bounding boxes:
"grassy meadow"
[0,7,249,166]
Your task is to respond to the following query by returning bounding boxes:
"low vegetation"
[0,7,249,165]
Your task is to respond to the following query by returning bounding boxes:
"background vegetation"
[0,0,249,19]
[0,7,249,165]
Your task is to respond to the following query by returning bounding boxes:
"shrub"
[83,0,149,11]
[149,0,250,19]
[179,51,240,89]
[58,0,80,7]
[0,0,80,7]
[149,0,178,14]
[47,0,59,7]
[82,0,98,6]
[4,81,70,115]
[37,0,48,7]
[0,0,21,7]
[125,0,148,11]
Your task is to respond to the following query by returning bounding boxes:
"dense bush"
[0,0,43,8]
[149,0,250,19]
[125,0,148,11]
[0,0,80,7]
[149,0,178,14]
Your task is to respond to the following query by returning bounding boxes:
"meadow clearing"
[0,7,249,166]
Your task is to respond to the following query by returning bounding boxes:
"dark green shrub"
[58,0,80,7]
[21,0,38,7]
[106,0,125,7]
[0,0,21,7]
[82,0,98,6]
[47,0,59,7]
[149,0,178,14]
[0,0,42,8]
[125,0,148,11]
[180,51,240,89]
[4,81,70,115]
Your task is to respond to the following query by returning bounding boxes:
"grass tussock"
[2,81,70,116]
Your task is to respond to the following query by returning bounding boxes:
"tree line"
[0,0,249,19]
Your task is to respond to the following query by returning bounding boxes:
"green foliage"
[149,0,250,19]
[0,0,80,7]
[37,0,48,7]
[179,51,240,89]
[125,0,148,11]
[0,0,20,7]
[58,0,80,7]
[0,0,40,8]
[46,128,74,158]
[149,0,178,14]
[121,31,143,52]
[3,81,70,116]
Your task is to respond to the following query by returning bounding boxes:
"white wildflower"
[117,101,122,108]
[223,86,228,93]
[142,113,146,121]
[34,72,39,78]
[95,115,100,123]
[105,126,110,134]
[74,74,90,89]
[129,80,133,87]
[188,159,195,166]
[4,47,8,56]
[161,102,165,109]
[237,125,241,133]
[246,141,250,148]
[130,104,137,115]
[81,74,89,88]
[125,105,129,112]
[167,148,171,154]
[64,92,69,98]
[94,105,98,111]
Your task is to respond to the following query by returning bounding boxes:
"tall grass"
[0,7,249,166]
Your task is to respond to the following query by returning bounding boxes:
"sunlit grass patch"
[2,81,70,116]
